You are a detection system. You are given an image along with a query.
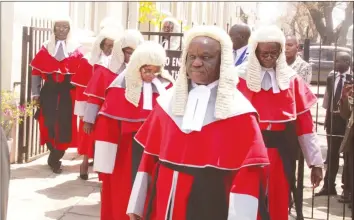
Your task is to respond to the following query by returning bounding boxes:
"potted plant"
[0,90,36,153]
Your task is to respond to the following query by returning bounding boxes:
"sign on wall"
[164,50,182,80]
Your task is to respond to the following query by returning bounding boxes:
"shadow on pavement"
[45,202,100,220]
[10,163,80,180]
[36,179,99,200]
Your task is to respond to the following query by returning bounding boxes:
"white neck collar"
[182,80,219,132]
[191,80,219,89]
[142,77,167,110]
[261,67,280,94]
[99,53,112,68]
[236,45,248,53]
[54,40,68,58]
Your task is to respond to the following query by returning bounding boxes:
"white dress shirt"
[233,45,248,64]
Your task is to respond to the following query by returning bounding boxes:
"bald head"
[285,35,299,45]
[337,51,351,61]
[285,35,299,62]
[229,24,251,50]
[335,51,351,73]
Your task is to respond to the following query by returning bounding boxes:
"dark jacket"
[339,95,353,153]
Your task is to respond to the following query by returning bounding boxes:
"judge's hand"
[32,96,40,106]
[342,84,353,98]
[83,122,94,134]
[128,213,141,220]
[310,167,323,188]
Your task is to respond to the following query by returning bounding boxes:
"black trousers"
[324,114,347,189]
[342,152,352,195]
[46,142,65,169]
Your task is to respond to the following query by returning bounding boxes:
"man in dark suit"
[316,51,352,196]
[339,78,353,208]
[228,24,251,66]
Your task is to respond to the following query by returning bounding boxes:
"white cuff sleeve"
[93,140,117,174]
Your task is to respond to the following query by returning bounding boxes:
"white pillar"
[127,2,139,29]
[84,2,92,30]
[223,2,231,30]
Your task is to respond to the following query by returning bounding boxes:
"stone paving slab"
[8,149,101,220]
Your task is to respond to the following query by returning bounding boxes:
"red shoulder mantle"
[71,57,93,87]
[99,82,172,121]
[135,104,269,169]
[30,46,83,74]
[84,64,118,99]
[237,75,317,122]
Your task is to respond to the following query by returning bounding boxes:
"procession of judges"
[1,14,353,220]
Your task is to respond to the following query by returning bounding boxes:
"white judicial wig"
[94,41,173,174]
[244,25,295,92]
[172,25,239,120]
[99,16,124,31]
[108,29,144,73]
[87,27,122,66]
[122,41,174,107]
[162,17,183,50]
[44,15,80,57]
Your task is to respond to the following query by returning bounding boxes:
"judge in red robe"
[71,27,122,180]
[30,16,83,173]
[127,26,270,220]
[94,41,174,220]
[236,25,324,220]
[81,30,144,179]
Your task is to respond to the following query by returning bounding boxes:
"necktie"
[233,50,237,60]
[333,75,344,110]
[55,42,66,61]
[261,71,272,91]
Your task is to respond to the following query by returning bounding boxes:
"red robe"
[237,74,323,220]
[71,57,93,156]
[94,75,173,220]
[31,46,83,150]
[126,88,270,220]
[80,64,120,158]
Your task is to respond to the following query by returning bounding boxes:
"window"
[158,2,171,14]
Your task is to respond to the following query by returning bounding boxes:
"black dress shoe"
[79,164,89,180]
[315,188,337,196]
[52,167,62,174]
[339,193,351,203]
[80,174,89,180]
[338,197,351,203]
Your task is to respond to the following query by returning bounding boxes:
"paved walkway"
[8,150,100,220]
[8,149,351,220]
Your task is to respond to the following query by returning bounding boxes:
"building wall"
[1,2,70,91]
[1,2,14,91]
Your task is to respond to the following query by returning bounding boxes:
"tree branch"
[336,2,353,45]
